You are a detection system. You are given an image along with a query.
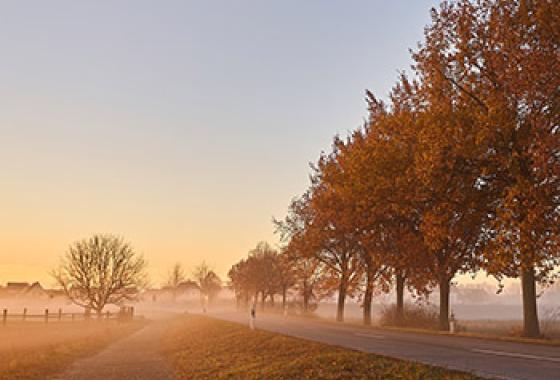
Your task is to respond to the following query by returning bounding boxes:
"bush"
[379,303,439,330]
[540,307,560,339]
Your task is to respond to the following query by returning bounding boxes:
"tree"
[276,181,362,322]
[247,242,281,308]
[414,0,560,337]
[412,104,490,330]
[270,0,559,336]
[342,90,432,325]
[228,258,252,309]
[53,234,147,316]
[309,147,364,323]
[166,262,186,302]
[276,250,296,310]
[193,261,222,308]
[282,242,327,313]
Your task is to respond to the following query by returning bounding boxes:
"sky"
[0,0,440,286]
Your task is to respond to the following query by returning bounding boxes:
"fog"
[1,282,559,361]
[2,279,559,323]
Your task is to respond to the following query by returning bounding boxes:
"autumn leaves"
[274,0,559,337]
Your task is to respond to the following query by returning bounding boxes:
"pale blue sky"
[0,1,438,283]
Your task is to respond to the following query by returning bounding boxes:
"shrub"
[379,303,439,330]
[540,307,560,339]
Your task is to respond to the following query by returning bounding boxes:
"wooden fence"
[1,306,134,325]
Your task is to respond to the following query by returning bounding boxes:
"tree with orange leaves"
[415,0,560,337]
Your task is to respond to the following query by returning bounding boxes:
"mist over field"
[1,0,559,379]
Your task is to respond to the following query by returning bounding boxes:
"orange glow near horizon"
[0,0,448,289]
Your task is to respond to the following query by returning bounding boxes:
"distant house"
[177,280,200,300]
[46,288,66,299]
[140,281,201,303]
[141,288,163,302]
[0,282,51,299]
[23,282,51,299]
[140,287,178,302]
[5,282,30,295]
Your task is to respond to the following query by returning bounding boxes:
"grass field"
[162,315,483,380]
[0,320,143,380]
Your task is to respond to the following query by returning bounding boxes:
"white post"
[449,312,456,333]
[249,302,256,330]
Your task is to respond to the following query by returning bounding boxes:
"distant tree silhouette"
[192,262,221,307]
[166,262,186,302]
[52,234,147,316]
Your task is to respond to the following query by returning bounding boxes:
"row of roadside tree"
[229,0,560,338]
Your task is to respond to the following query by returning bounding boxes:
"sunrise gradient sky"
[0,1,440,285]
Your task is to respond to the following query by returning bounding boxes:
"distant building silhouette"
[0,281,51,299]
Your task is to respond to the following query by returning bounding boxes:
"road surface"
[209,311,560,380]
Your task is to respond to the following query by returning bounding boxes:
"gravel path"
[52,321,175,380]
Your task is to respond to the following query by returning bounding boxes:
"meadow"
[162,315,483,380]
[0,320,143,380]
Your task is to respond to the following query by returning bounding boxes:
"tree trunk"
[363,270,374,325]
[336,277,347,322]
[396,273,405,325]
[282,287,287,310]
[260,291,266,310]
[521,267,540,337]
[438,274,450,331]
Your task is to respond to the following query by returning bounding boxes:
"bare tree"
[192,261,221,309]
[166,262,186,302]
[52,234,147,316]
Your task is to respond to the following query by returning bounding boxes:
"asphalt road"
[209,311,560,380]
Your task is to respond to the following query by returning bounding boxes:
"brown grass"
[303,312,560,346]
[162,315,483,380]
[0,320,144,380]
[325,316,560,347]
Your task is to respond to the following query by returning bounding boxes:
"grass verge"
[0,320,144,380]
[336,318,560,347]
[162,315,483,380]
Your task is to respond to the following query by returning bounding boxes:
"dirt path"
[52,321,174,380]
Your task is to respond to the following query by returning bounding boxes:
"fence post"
[58,308,62,321]
[2,309,7,326]
[45,309,49,324]
[71,313,75,322]
[23,308,27,322]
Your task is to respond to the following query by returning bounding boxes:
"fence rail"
[1,306,134,325]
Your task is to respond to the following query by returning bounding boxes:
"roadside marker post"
[449,312,456,334]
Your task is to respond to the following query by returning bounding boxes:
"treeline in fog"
[229,0,560,338]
